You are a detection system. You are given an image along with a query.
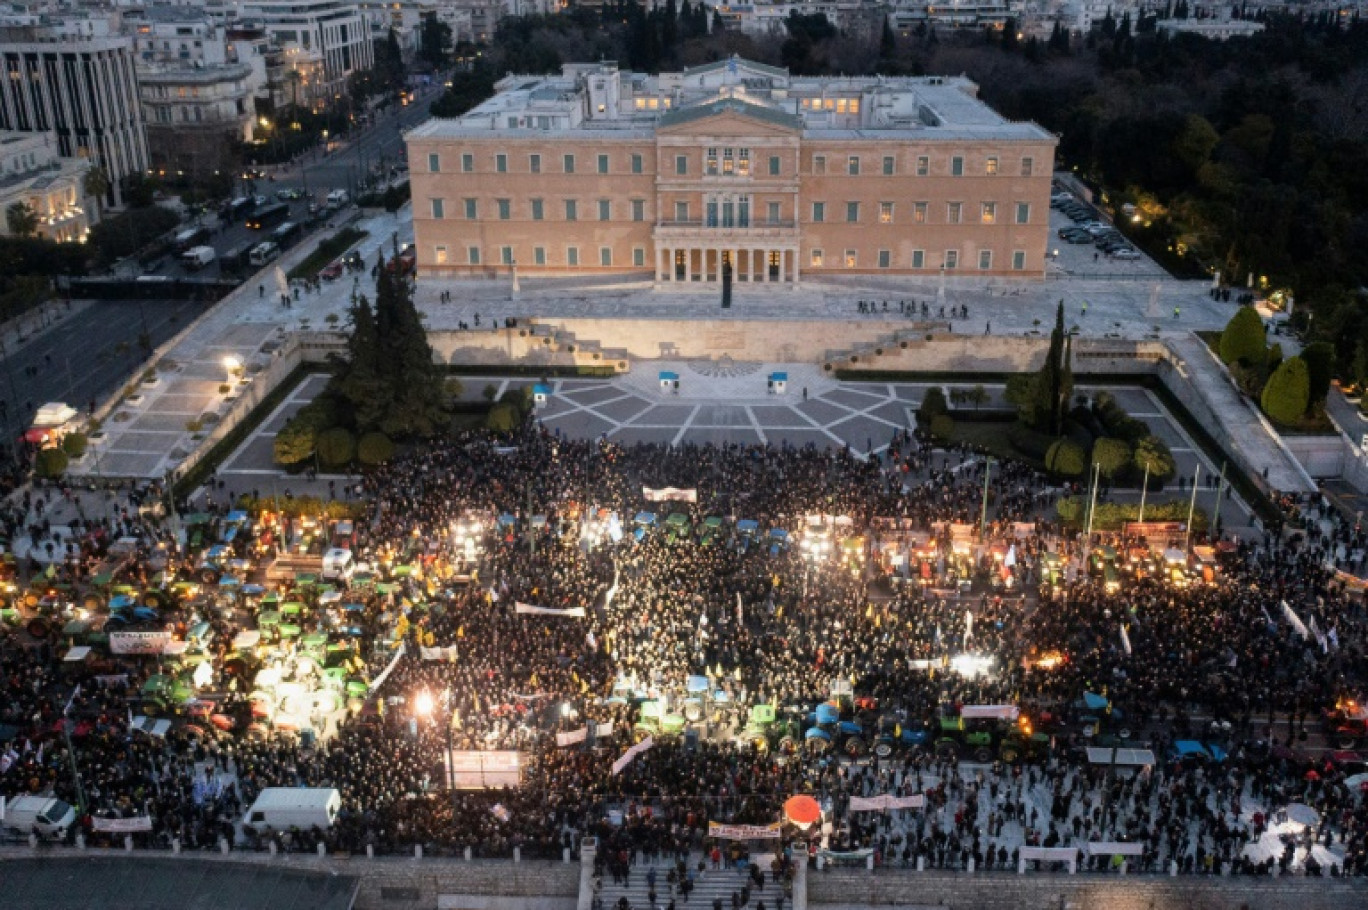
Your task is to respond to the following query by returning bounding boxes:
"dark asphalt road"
[0,299,200,446]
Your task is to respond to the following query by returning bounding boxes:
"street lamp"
[223,355,242,382]
[413,689,434,719]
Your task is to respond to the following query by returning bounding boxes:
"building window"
[944,250,958,269]
[461,153,473,172]
[468,246,481,265]
[846,202,860,223]
[738,148,750,176]
[979,249,993,270]
[916,156,929,176]
[428,152,440,173]
[913,202,928,224]
[632,199,645,222]
[529,153,541,173]
[435,245,447,264]
[769,156,780,176]
[811,249,823,267]
[600,247,612,266]
[878,249,890,268]
[812,202,825,223]
[565,200,577,221]
[947,202,962,224]
[495,153,507,173]
[531,199,544,221]
[880,156,895,176]
[598,199,611,221]
[706,148,718,176]
[431,198,444,219]
[1012,249,1026,271]
[844,250,857,268]
[633,248,645,267]
[879,202,893,224]
[463,199,477,219]
[1021,157,1034,177]
[706,201,718,227]
[534,247,546,266]
[848,156,860,176]
[985,156,998,176]
[567,247,579,267]
[496,199,510,220]
[676,155,688,175]
[767,201,781,224]
[911,250,925,269]
[501,246,514,265]
[813,155,826,175]
[981,202,996,225]
[631,153,643,174]
[951,156,964,177]
[594,154,608,174]
[1015,202,1030,225]
[675,201,689,222]
[563,154,575,174]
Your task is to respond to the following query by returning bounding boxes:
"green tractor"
[934,705,1050,764]
[633,700,687,742]
[738,704,801,754]
[141,673,196,716]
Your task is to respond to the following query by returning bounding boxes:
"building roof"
[657,97,801,132]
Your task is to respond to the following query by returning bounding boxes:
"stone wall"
[1282,435,1347,479]
[808,868,1368,910]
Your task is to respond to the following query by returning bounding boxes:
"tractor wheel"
[777,736,798,755]
[1334,733,1358,750]
[26,618,50,639]
[935,740,959,760]
[805,736,831,756]
[873,741,895,760]
[973,746,993,764]
[1000,746,1020,764]
[844,737,867,758]
[143,590,168,610]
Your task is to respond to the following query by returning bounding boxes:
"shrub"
[1218,306,1266,366]
[1055,496,1207,531]
[928,414,954,442]
[1133,435,1176,480]
[316,427,356,468]
[1091,437,1132,479]
[1007,423,1056,460]
[1300,342,1335,409]
[35,447,68,478]
[357,431,394,466]
[61,432,88,458]
[482,383,499,402]
[918,387,948,426]
[486,403,519,432]
[272,398,338,465]
[1261,357,1310,424]
[1092,392,1150,445]
[1045,438,1086,477]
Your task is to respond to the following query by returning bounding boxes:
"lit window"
[844,250,857,268]
[985,157,998,175]
[435,245,447,264]
[811,249,823,267]
[913,202,928,223]
[916,156,929,176]
[879,202,893,224]
[981,202,996,225]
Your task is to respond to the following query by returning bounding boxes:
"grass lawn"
[946,420,1043,469]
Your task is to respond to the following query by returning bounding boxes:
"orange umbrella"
[784,794,821,827]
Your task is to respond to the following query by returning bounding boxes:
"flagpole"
[1185,465,1201,551]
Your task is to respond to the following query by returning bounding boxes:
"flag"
[1005,545,1016,567]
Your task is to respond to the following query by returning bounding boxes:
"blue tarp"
[737,520,759,534]
[634,512,657,526]
[658,371,679,381]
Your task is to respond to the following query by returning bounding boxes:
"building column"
[791,246,800,288]
[685,248,693,283]
[777,250,785,285]
[656,246,665,284]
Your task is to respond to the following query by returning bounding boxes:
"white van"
[321,547,354,582]
[248,241,280,267]
[325,189,349,209]
[1,795,77,840]
[181,245,216,270]
[245,787,341,832]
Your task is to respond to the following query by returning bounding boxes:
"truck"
[244,787,342,832]
[181,245,216,270]
[1,794,77,840]
[325,189,350,209]
[248,241,280,267]
[173,226,210,252]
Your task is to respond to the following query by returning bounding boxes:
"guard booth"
[768,372,787,395]
[659,371,679,393]
[533,384,551,409]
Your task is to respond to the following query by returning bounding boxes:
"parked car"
[320,261,344,281]
[1110,249,1142,261]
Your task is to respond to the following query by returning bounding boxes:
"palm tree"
[287,69,303,114]
[6,201,39,238]
[83,166,110,222]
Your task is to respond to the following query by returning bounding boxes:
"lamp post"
[1137,462,1150,525]
[978,457,995,541]
[1184,465,1202,551]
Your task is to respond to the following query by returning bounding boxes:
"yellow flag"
[457,625,465,639]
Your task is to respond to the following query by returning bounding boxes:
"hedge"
[235,495,367,519]
[62,432,88,458]
[1056,495,1208,532]
[34,447,68,478]
[357,432,395,466]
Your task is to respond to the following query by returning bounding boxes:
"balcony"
[653,219,798,242]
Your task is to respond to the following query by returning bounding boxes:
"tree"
[1133,435,1176,480]
[333,294,388,432]
[357,431,394,465]
[274,416,320,465]
[316,427,356,467]
[1261,356,1310,424]
[1091,437,1131,479]
[34,447,67,479]
[968,385,989,410]
[6,202,38,239]
[372,258,446,438]
[83,167,110,221]
[419,13,452,69]
[918,386,948,426]
[879,18,897,59]
[486,402,519,432]
[1299,342,1335,410]
[1002,18,1020,52]
[928,414,954,442]
[1218,306,1266,366]
[1045,438,1086,477]
[61,432,87,458]
[1023,301,1073,435]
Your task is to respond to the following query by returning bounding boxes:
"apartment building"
[406,58,1056,283]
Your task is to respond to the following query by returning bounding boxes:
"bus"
[248,242,280,266]
[246,202,289,230]
[271,220,302,249]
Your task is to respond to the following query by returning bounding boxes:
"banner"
[92,816,153,833]
[421,646,458,661]
[1081,841,1144,857]
[708,821,782,840]
[556,727,588,747]
[1120,623,1131,656]
[643,487,697,503]
[515,602,586,618]
[369,641,406,692]
[1281,600,1308,639]
[848,794,924,812]
[109,631,173,655]
[596,721,615,739]
[449,751,522,789]
[611,736,653,775]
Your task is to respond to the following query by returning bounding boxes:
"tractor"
[933,705,1050,764]
[738,704,801,754]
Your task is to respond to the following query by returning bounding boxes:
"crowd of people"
[3,420,1368,882]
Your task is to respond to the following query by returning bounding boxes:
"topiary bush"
[35,447,68,479]
[1261,356,1310,424]
[61,432,88,458]
[486,403,519,432]
[1218,306,1267,366]
[918,387,948,426]
[1045,438,1086,477]
[1007,423,1056,460]
[1133,434,1176,480]
[1091,437,1132,479]
[357,432,394,466]
[928,414,954,442]
[1299,342,1335,410]
[315,427,356,468]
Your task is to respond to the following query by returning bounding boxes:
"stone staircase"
[595,858,777,910]
[527,322,632,372]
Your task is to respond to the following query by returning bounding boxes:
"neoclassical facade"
[406,58,1056,284]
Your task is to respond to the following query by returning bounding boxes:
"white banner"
[421,646,458,661]
[1120,623,1131,656]
[642,487,697,503]
[596,722,615,739]
[449,751,522,789]
[369,641,406,692]
[556,727,588,747]
[848,794,925,812]
[109,631,173,655]
[515,602,586,618]
[708,821,782,840]
[1082,841,1144,856]
[1281,600,1308,639]
[92,816,154,833]
[611,736,653,775]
